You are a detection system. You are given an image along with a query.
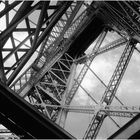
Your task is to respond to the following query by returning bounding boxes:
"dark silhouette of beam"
[0,82,74,139]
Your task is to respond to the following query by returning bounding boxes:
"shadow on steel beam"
[0,82,74,139]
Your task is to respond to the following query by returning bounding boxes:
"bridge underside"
[0,3,105,137]
[67,16,104,58]
[0,1,140,139]
[0,82,74,139]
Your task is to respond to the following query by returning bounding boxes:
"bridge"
[0,1,140,139]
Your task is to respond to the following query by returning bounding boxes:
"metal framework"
[0,0,140,139]
[84,39,136,139]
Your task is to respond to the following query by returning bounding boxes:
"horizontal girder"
[32,103,139,118]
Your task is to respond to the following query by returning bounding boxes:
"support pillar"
[56,63,77,128]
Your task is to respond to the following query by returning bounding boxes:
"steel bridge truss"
[0,1,140,139]
[84,39,136,139]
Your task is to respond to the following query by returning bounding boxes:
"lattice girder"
[26,53,74,121]
[9,1,88,95]
[1,1,140,139]
[84,39,136,139]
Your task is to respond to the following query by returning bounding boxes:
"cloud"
[132,50,140,73]
[73,53,117,106]
[65,112,92,138]
[117,79,134,97]
[74,87,89,106]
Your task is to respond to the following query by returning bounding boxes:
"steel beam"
[11,1,84,96]
[5,53,27,75]
[0,1,35,45]
[65,30,107,106]
[0,82,74,139]
[0,1,22,18]
[74,37,127,63]
[56,63,77,127]
[0,111,34,138]
[10,35,19,62]
[7,2,72,86]
[84,39,136,139]
[0,51,6,84]
[25,17,33,44]
[3,33,33,63]
[55,29,107,129]
[36,2,72,48]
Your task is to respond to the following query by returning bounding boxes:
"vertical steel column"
[0,1,22,18]
[84,39,136,139]
[0,52,6,84]
[56,63,77,127]
[35,2,73,48]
